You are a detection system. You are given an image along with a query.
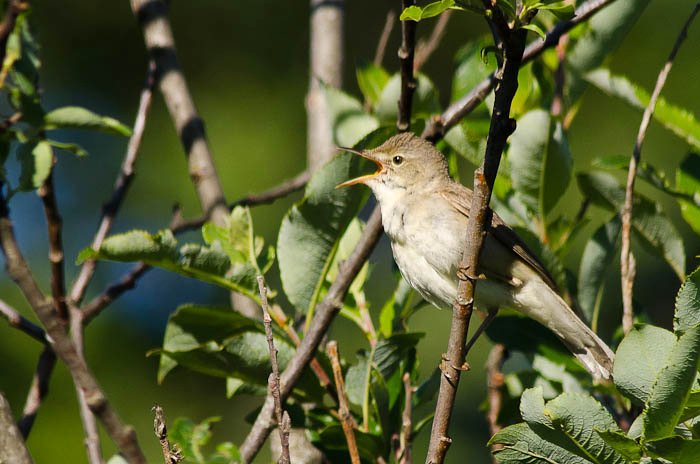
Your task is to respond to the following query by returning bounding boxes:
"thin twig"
[0,391,33,464]
[169,170,311,233]
[0,189,146,463]
[327,341,360,464]
[257,276,291,464]
[239,208,383,463]
[153,404,183,464]
[398,0,417,132]
[374,10,396,66]
[621,4,699,335]
[414,11,452,72]
[70,61,156,305]
[399,372,413,464]
[131,0,228,226]
[486,344,506,437]
[0,298,46,343]
[18,346,56,438]
[425,9,526,462]
[422,0,616,142]
[38,170,68,320]
[81,262,150,325]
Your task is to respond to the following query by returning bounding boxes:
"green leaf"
[537,1,575,20]
[444,119,490,166]
[522,23,546,39]
[314,424,386,462]
[577,216,621,328]
[567,0,651,102]
[508,109,572,222]
[614,324,676,405]
[321,84,379,148]
[451,38,497,104]
[277,150,371,314]
[79,229,258,300]
[43,106,131,136]
[486,314,570,360]
[596,430,643,463]
[375,73,441,123]
[378,277,416,338]
[400,0,455,21]
[544,393,626,464]
[675,268,700,334]
[356,62,390,107]
[490,422,590,464]
[577,171,686,279]
[46,140,89,157]
[17,140,53,191]
[585,69,700,150]
[677,153,700,233]
[644,324,700,440]
[169,416,240,464]
[646,436,700,463]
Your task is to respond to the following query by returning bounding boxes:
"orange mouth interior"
[336,154,383,188]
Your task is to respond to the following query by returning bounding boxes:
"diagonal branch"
[70,60,156,305]
[131,0,228,226]
[620,3,699,334]
[0,298,46,343]
[0,391,33,464]
[414,10,451,72]
[18,345,56,439]
[422,0,616,142]
[425,12,527,462]
[327,341,360,464]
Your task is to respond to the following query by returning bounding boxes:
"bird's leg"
[464,307,499,354]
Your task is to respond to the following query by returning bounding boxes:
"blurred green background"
[1,1,699,462]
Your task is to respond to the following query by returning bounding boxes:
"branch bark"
[239,208,383,462]
[425,8,526,462]
[18,346,56,439]
[398,0,417,132]
[307,0,344,171]
[621,3,699,335]
[0,391,33,464]
[327,341,360,464]
[414,11,451,72]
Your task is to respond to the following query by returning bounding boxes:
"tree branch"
[0,391,33,464]
[38,170,68,320]
[239,208,383,462]
[486,344,506,437]
[398,0,417,132]
[0,191,146,464]
[0,298,46,343]
[425,12,526,462]
[130,0,228,226]
[399,372,413,464]
[70,61,156,305]
[422,0,616,142]
[621,3,698,335]
[153,404,183,464]
[327,341,360,464]
[18,345,55,438]
[414,10,451,72]
[374,10,396,67]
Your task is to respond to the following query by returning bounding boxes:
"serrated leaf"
[17,140,52,191]
[675,268,700,335]
[577,171,686,279]
[596,430,642,463]
[586,69,700,150]
[490,422,589,464]
[644,324,700,440]
[509,109,572,222]
[43,106,131,136]
[646,436,700,463]
[79,229,258,300]
[375,73,440,123]
[356,62,390,107]
[577,216,621,327]
[277,151,369,314]
[677,153,700,233]
[321,84,379,148]
[614,324,676,405]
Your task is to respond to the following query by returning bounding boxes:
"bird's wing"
[440,183,560,291]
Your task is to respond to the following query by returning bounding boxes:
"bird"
[337,132,614,380]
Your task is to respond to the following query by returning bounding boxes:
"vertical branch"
[38,170,68,320]
[257,276,291,464]
[153,404,183,464]
[486,344,506,437]
[425,10,526,462]
[399,373,413,464]
[0,392,33,464]
[397,0,417,132]
[307,0,344,171]
[327,341,360,464]
[70,61,156,305]
[620,3,699,335]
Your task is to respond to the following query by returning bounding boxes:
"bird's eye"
[392,155,404,166]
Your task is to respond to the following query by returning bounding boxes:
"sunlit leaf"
[375,73,441,123]
[44,106,131,136]
[675,268,700,335]
[16,140,53,191]
[321,84,380,148]
[356,61,390,107]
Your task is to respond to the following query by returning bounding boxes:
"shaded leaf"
[646,436,700,464]
[677,153,700,233]
[490,422,589,464]
[376,73,440,123]
[321,84,379,148]
[675,268,700,335]
[577,171,685,279]
[44,106,131,136]
[596,430,642,463]
[451,38,496,104]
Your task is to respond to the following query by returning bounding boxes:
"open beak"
[336,147,384,189]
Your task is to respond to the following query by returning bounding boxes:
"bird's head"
[336,133,450,193]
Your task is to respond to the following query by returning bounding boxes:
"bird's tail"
[515,281,615,381]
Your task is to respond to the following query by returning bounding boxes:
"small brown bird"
[338,133,614,380]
